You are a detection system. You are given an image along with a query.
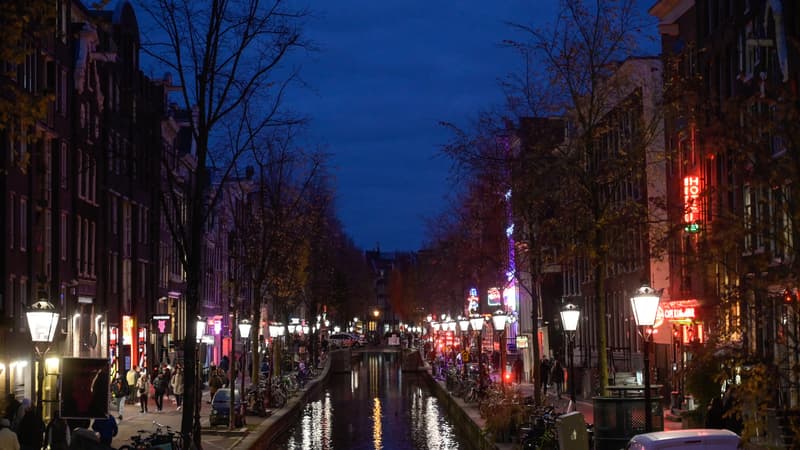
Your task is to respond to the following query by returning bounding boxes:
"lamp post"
[237,319,251,428]
[458,317,470,377]
[470,314,484,392]
[630,285,661,433]
[491,310,509,389]
[195,318,206,442]
[26,298,60,420]
[560,303,580,413]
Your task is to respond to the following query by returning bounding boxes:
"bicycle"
[117,421,183,450]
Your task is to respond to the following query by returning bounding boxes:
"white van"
[626,429,740,450]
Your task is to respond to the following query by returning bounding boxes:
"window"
[19,278,27,331]
[19,197,27,251]
[60,142,68,189]
[112,195,119,235]
[45,210,52,277]
[90,220,96,276]
[76,215,82,273]
[60,212,68,261]
[77,150,84,199]
[123,202,132,257]
[9,193,15,250]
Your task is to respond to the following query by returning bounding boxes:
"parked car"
[209,388,243,427]
[329,333,354,348]
[626,429,740,450]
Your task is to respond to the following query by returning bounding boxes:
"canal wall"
[237,349,343,449]
[422,364,499,450]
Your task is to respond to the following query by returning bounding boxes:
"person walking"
[111,371,130,420]
[16,400,44,450]
[209,367,223,403]
[550,358,564,399]
[171,365,184,411]
[153,372,167,412]
[540,358,551,396]
[513,358,524,384]
[136,372,151,413]
[126,366,140,404]
[0,418,20,450]
[45,411,70,450]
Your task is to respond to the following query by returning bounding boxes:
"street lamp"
[194,317,206,444]
[630,285,661,432]
[238,319,252,408]
[26,298,60,420]
[491,310,509,388]
[470,314,484,390]
[560,303,580,412]
[458,317,471,376]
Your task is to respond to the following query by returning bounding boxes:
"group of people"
[116,363,185,419]
[0,394,105,450]
[539,357,565,399]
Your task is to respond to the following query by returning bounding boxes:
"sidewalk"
[113,368,320,450]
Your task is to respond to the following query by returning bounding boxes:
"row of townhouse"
[509,0,799,417]
[0,0,249,420]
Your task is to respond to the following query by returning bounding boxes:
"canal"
[270,351,474,450]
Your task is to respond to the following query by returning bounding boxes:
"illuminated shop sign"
[487,287,502,306]
[663,307,695,320]
[683,176,701,232]
[152,315,171,334]
[466,288,479,314]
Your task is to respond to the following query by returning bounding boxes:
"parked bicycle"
[117,421,183,450]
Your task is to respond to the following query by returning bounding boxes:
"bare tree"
[506,0,662,395]
[138,0,309,444]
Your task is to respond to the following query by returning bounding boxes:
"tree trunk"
[594,260,609,397]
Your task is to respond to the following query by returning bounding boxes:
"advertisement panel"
[61,357,109,419]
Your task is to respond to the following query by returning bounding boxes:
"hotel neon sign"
[683,176,701,232]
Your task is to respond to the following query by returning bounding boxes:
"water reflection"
[278,352,469,450]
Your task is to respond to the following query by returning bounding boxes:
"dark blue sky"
[288,1,561,252]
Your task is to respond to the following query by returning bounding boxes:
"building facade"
[651,0,800,410]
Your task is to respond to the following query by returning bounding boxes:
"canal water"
[270,351,474,450]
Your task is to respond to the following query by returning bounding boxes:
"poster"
[61,357,109,419]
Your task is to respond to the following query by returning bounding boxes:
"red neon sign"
[683,176,701,224]
[663,307,695,320]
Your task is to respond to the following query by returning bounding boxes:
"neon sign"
[663,307,695,320]
[487,287,502,306]
[683,176,701,232]
[466,288,479,314]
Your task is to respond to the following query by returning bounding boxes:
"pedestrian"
[540,358,551,395]
[111,371,130,420]
[171,365,184,411]
[4,393,21,424]
[16,399,44,450]
[513,358,524,384]
[220,355,230,375]
[209,367,223,402]
[136,372,151,413]
[91,414,118,447]
[153,372,167,412]
[0,418,20,450]
[45,410,70,450]
[125,366,140,404]
[161,364,173,402]
[550,359,564,399]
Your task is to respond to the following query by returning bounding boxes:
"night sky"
[288,1,559,252]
